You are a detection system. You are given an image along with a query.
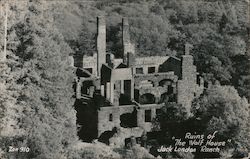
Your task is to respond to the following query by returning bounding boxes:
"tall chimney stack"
[122,17,134,63]
[97,16,106,76]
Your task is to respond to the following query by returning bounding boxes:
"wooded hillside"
[51,0,250,99]
[0,0,249,158]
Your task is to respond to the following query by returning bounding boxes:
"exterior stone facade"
[75,16,204,146]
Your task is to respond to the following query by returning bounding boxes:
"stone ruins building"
[74,16,204,146]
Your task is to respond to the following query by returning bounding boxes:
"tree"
[0,1,78,158]
[192,85,250,157]
[231,55,250,101]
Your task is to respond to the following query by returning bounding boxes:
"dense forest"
[0,0,249,158]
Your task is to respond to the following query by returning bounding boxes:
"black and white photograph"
[0,0,250,158]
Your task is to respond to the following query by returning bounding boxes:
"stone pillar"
[155,95,161,104]
[121,80,124,94]
[97,110,104,137]
[113,107,120,127]
[131,78,134,100]
[137,109,144,127]
[69,54,74,67]
[101,85,105,96]
[106,82,110,100]
[156,65,159,73]
[76,81,82,99]
[89,86,95,97]
[97,16,106,76]
[143,66,148,74]
[110,81,114,104]
[173,83,177,94]
[151,109,156,120]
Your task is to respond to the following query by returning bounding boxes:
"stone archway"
[160,92,169,103]
[160,92,176,103]
[159,79,173,87]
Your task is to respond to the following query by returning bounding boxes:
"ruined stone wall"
[134,72,178,88]
[109,68,134,104]
[97,104,164,137]
[134,56,169,74]
[135,56,169,66]
[97,105,136,136]
[111,68,132,81]
[75,76,99,99]
[137,104,164,132]
[82,53,98,76]
[98,107,120,137]
[138,86,177,103]
[81,17,206,142]
[134,73,178,103]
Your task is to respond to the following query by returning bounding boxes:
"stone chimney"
[184,43,193,55]
[177,43,197,116]
[97,16,106,76]
[122,17,135,63]
[127,52,135,67]
[182,43,195,82]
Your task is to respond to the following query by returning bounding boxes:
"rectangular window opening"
[156,109,161,116]
[145,110,151,122]
[109,114,113,122]
[148,67,155,74]
[136,67,143,74]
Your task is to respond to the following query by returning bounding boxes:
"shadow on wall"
[98,127,117,145]
[74,99,98,142]
[120,108,137,128]
[119,94,132,105]
[74,54,84,68]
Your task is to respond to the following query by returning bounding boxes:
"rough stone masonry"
[74,16,204,147]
